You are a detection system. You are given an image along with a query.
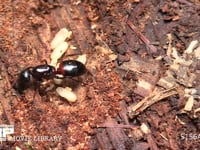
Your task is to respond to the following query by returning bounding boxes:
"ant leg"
[26,67,34,72]
[32,87,38,100]
[68,77,88,86]
[41,59,48,65]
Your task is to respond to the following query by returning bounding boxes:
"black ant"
[14,60,86,94]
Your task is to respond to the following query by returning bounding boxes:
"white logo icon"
[0,125,14,141]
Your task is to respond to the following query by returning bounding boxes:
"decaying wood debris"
[119,53,160,97]
[157,40,200,118]
[128,87,178,118]
[125,38,200,119]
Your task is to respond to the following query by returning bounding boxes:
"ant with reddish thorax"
[14,60,86,94]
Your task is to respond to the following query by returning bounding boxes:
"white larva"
[56,87,77,102]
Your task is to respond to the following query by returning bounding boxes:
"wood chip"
[194,46,200,59]
[140,123,151,134]
[95,45,117,61]
[128,88,178,118]
[184,96,194,112]
[193,108,200,118]
[184,40,198,54]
